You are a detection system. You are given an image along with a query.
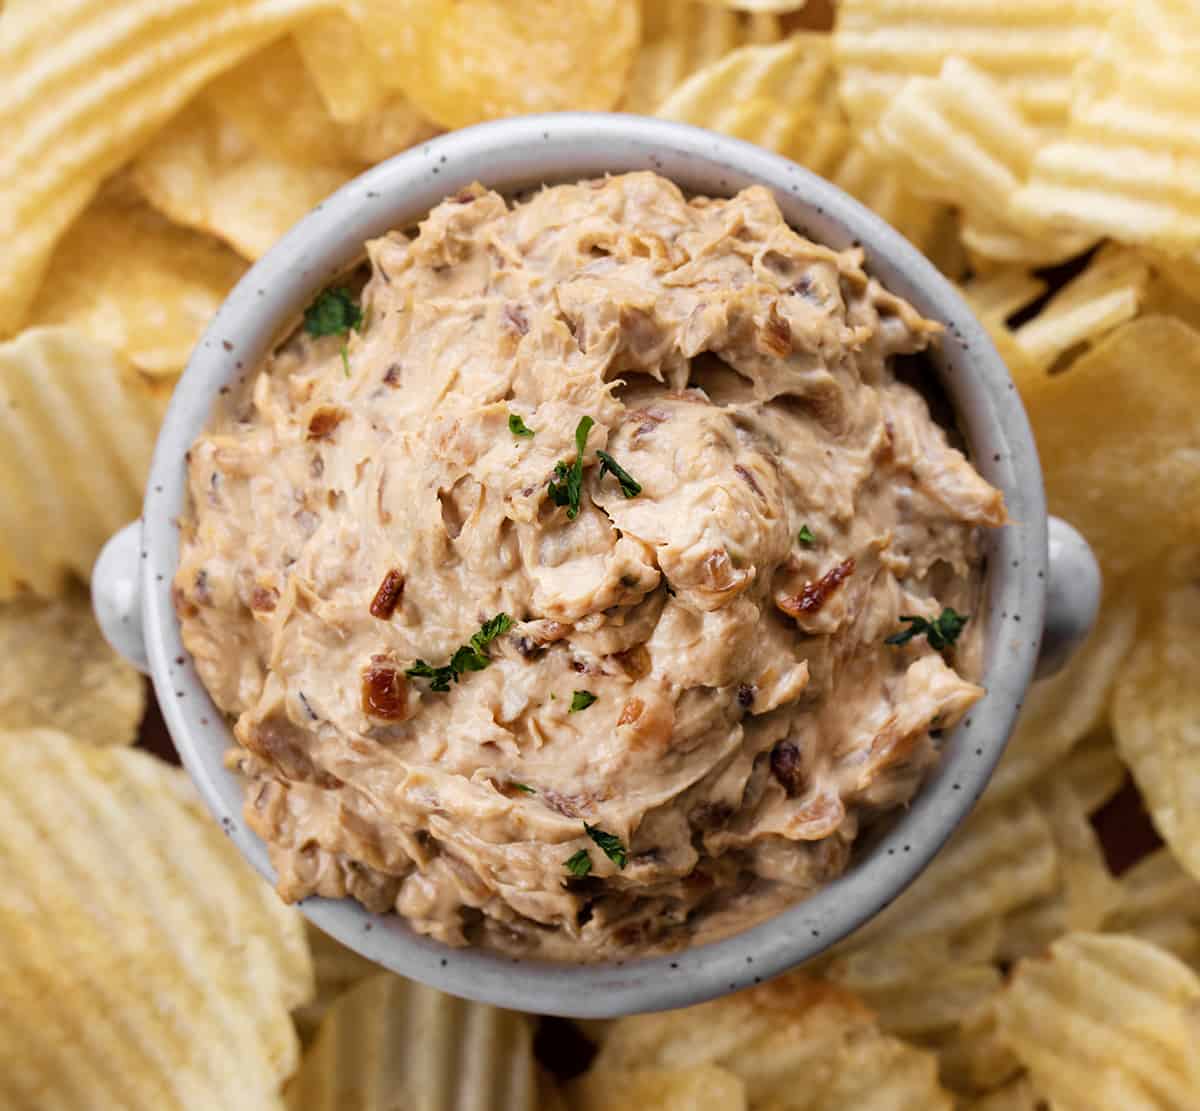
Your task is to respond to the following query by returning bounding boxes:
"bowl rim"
[141,112,1047,1018]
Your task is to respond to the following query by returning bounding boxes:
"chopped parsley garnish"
[340,345,351,377]
[547,415,594,519]
[564,849,592,878]
[596,450,642,498]
[512,782,536,795]
[569,690,597,713]
[405,613,513,691]
[508,413,535,439]
[584,823,628,870]
[304,286,362,338]
[797,524,816,546]
[886,608,969,651]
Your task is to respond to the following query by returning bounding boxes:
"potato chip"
[696,0,807,11]
[962,1076,1041,1111]
[621,0,782,115]
[832,0,1121,134]
[292,921,380,1043]
[0,0,329,336]
[132,100,355,261]
[849,795,1058,949]
[1012,3,1200,255]
[1112,579,1200,882]
[1056,729,1126,816]
[936,999,1022,1096]
[1105,850,1200,971]
[961,269,1047,326]
[356,0,640,130]
[0,327,163,599]
[980,596,1136,806]
[873,58,1096,267]
[0,587,144,746]
[1143,272,1200,334]
[1022,315,1200,578]
[285,973,538,1111]
[293,11,393,124]
[0,728,311,1109]
[994,933,1200,1109]
[27,184,245,377]
[1011,245,1149,370]
[571,1065,747,1111]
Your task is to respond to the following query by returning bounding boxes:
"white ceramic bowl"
[93,113,1100,1018]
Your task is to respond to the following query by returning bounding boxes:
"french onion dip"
[175,172,1006,960]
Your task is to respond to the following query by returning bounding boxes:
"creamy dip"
[175,172,1005,960]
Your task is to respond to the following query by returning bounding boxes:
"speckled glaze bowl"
[92,113,1100,1019]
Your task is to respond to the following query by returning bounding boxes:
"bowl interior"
[141,113,1047,1018]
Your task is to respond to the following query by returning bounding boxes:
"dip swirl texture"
[175,172,1005,959]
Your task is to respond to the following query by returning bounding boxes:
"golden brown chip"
[1056,728,1126,816]
[132,100,356,261]
[961,1076,1042,1111]
[622,0,782,115]
[1104,850,1200,971]
[961,269,1047,326]
[572,1065,747,1111]
[1112,579,1200,882]
[0,326,163,599]
[0,587,144,746]
[0,0,329,336]
[292,921,381,1044]
[935,998,1023,1096]
[359,0,641,130]
[285,973,538,1111]
[1013,2,1200,255]
[27,183,245,377]
[1022,315,1200,578]
[292,11,393,124]
[994,933,1200,1109]
[0,728,312,1108]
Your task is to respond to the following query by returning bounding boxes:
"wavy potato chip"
[832,0,1120,133]
[293,11,392,123]
[0,728,311,1109]
[572,1065,746,1111]
[0,588,144,746]
[0,0,329,336]
[293,922,381,1043]
[696,0,807,10]
[994,933,1200,1110]
[935,998,1022,1096]
[1112,580,1200,882]
[27,185,245,377]
[1022,316,1200,578]
[961,269,1047,325]
[286,973,537,1111]
[358,0,640,130]
[590,972,953,1109]
[962,1076,1041,1111]
[621,0,781,115]
[1013,2,1200,255]
[1105,850,1200,970]
[1057,728,1127,816]
[0,327,163,599]
[132,99,355,261]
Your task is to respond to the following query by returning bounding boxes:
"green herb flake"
[547,415,594,519]
[405,613,513,690]
[596,450,642,498]
[304,286,362,338]
[885,608,969,651]
[797,524,816,546]
[569,690,598,713]
[512,782,536,795]
[584,823,628,870]
[508,413,535,439]
[340,345,350,378]
[564,849,593,878]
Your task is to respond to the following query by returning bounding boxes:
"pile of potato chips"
[1,0,1198,1107]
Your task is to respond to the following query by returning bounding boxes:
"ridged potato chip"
[293,922,381,1043]
[132,99,355,261]
[622,0,781,115]
[0,587,144,746]
[286,973,538,1111]
[1104,850,1200,970]
[1022,316,1200,578]
[1057,729,1127,816]
[1112,579,1200,882]
[961,269,1047,326]
[572,1066,747,1111]
[833,0,1120,133]
[0,0,329,336]
[935,999,1022,1096]
[994,933,1200,1110]
[0,327,163,599]
[1013,2,1200,255]
[696,0,807,10]
[980,596,1136,806]
[1011,245,1149,371]
[27,184,245,377]
[357,0,640,130]
[588,972,954,1109]
[963,1076,1041,1111]
[0,728,312,1109]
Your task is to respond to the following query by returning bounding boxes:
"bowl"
[91,113,1100,1018]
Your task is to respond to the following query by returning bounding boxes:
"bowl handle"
[1037,516,1101,679]
[91,520,149,675]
